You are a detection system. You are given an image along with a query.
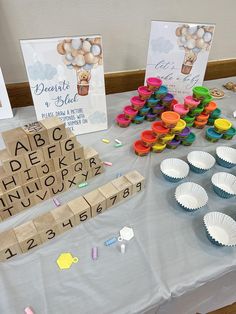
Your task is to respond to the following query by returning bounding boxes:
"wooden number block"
[22,121,50,150]
[83,189,106,217]
[5,186,25,204]
[36,160,55,177]
[0,166,21,192]
[53,153,74,171]
[34,188,51,203]
[0,148,27,174]
[69,146,84,162]
[112,176,132,202]
[124,171,145,194]
[40,172,57,189]
[39,117,67,143]
[98,183,121,209]
[68,196,91,225]
[20,166,38,184]
[42,142,61,161]
[33,212,61,243]
[23,178,42,197]
[51,204,75,233]
[49,181,66,196]
[91,163,104,177]
[1,127,32,156]
[0,203,20,220]
[60,129,81,155]
[84,147,101,168]
[0,229,22,261]
[24,149,44,168]
[14,221,42,253]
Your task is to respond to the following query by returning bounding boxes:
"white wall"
[0,0,235,83]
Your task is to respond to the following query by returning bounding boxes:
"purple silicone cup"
[167,139,181,149]
[146,113,157,121]
[152,103,165,114]
[177,127,191,140]
[162,93,174,106]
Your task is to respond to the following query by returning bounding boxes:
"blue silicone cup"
[212,184,235,199]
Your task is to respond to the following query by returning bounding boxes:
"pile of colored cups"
[206,118,235,143]
[116,77,178,127]
[133,111,196,156]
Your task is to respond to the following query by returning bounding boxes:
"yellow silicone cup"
[170,119,186,134]
[152,143,166,153]
[214,119,232,133]
[159,133,175,144]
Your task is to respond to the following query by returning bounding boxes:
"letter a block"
[1,127,32,156]
[22,121,50,150]
[0,229,22,261]
[39,117,67,143]
[14,221,42,253]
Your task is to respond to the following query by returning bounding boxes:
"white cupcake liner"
[175,182,208,211]
[216,146,236,168]
[204,212,236,246]
[211,172,236,198]
[187,151,215,173]
[160,158,189,182]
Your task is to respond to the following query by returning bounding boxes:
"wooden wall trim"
[7,58,236,108]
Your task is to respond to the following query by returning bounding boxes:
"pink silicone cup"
[123,105,138,117]
[184,96,200,108]
[130,96,146,107]
[173,104,189,116]
[116,114,131,126]
[146,77,162,87]
[138,86,152,96]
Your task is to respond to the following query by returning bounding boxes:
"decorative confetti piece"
[57,253,79,270]
[92,247,98,260]
[104,237,118,246]
[24,307,35,314]
[115,143,123,148]
[78,182,88,188]
[53,197,61,207]
[103,161,112,166]
[102,139,110,144]
[115,139,122,145]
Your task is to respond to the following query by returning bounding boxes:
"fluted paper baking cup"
[175,182,208,211]
[160,158,189,182]
[204,212,236,246]
[211,172,236,198]
[216,146,236,168]
[187,151,215,173]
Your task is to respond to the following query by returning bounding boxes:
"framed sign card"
[145,21,215,100]
[0,68,13,119]
[21,36,107,135]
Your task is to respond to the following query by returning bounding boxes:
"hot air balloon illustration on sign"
[175,24,214,75]
[57,37,103,96]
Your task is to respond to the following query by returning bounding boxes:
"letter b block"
[22,121,50,150]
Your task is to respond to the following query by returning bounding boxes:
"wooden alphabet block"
[1,127,32,157]
[98,183,121,209]
[40,172,57,189]
[83,189,106,217]
[124,170,145,194]
[39,117,67,143]
[91,163,105,177]
[69,146,84,162]
[23,178,42,197]
[0,229,22,261]
[64,174,77,190]
[84,147,101,168]
[0,166,21,192]
[60,129,81,155]
[68,196,91,225]
[22,121,50,150]
[112,176,132,202]
[51,204,75,233]
[19,166,38,184]
[0,190,9,211]
[42,142,61,161]
[14,221,42,253]
[16,195,36,212]
[33,212,61,243]
[53,153,74,172]
[0,203,20,220]
[55,166,73,182]
[70,160,86,175]
[36,160,55,177]
[24,149,44,168]
[5,186,25,204]
[75,169,92,183]
[0,148,27,174]
[34,188,51,203]
[49,181,66,196]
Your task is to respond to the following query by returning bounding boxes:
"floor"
[207,303,236,314]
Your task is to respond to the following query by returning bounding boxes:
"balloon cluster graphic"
[175,25,214,75]
[57,37,103,96]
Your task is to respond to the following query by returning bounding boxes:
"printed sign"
[145,21,215,101]
[21,36,107,134]
[0,68,13,119]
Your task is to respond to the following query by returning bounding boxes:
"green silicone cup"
[201,95,213,106]
[192,86,210,100]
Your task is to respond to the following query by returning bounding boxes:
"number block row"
[0,170,145,261]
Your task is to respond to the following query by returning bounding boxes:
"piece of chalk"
[24,307,35,314]
[92,247,98,260]
[102,139,110,144]
[114,143,123,148]
[78,182,88,188]
[53,197,61,207]
[103,161,112,166]
[120,243,126,254]
[115,139,122,144]
[104,237,117,246]
[116,173,122,178]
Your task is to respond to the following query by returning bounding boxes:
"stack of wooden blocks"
[0,117,104,221]
[0,170,145,261]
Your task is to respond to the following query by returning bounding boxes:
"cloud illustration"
[151,37,174,54]
[88,111,107,124]
[28,61,57,81]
